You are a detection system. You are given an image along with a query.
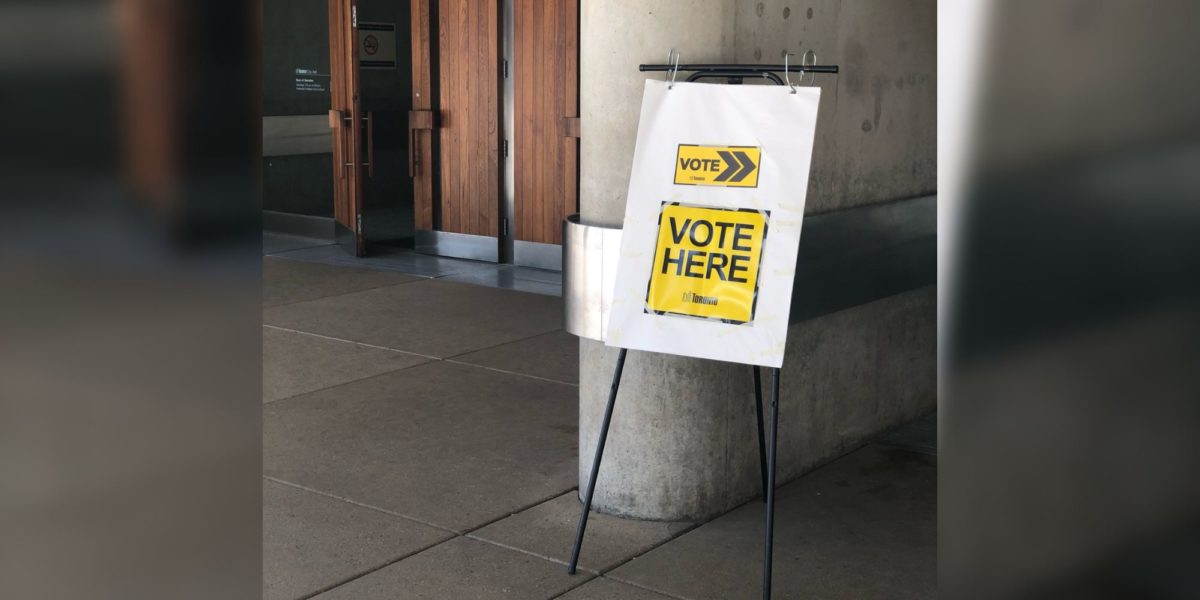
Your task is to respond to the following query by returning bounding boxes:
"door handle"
[342,116,356,174]
[337,113,371,176]
[408,124,416,178]
[408,110,435,177]
[363,111,374,178]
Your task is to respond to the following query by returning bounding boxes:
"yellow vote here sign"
[674,145,761,187]
[646,203,768,324]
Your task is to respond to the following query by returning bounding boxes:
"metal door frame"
[501,0,515,264]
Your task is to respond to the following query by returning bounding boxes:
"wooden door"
[513,0,578,248]
[328,0,366,256]
[410,0,503,261]
[409,0,436,233]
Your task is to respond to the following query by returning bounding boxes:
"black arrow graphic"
[730,151,757,183]
[714,150,739,182]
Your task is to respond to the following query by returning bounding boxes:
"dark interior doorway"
[317,0,579,266]
[327,0,415,256]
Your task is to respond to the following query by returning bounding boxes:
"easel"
[566,52,839,600]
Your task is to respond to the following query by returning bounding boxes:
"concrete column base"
[579,287,935,521]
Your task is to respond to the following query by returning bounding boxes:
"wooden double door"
[329,0,578,265]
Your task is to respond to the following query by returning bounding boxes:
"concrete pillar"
[578,0,936,521]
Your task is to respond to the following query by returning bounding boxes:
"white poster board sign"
[606,80,821,368]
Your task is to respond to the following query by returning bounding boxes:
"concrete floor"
[264,232,564,297]
[262,243,935,599]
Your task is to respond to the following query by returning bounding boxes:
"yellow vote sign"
[645,203,769,324]
[674,145,761,188]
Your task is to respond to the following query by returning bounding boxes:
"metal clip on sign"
[666,48,681,89]
[567,55,840,600]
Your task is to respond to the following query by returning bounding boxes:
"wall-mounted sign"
[607,80,821,367]
[358,22,396,69]
[294,68,328,92]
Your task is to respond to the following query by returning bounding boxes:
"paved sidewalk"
[263,250,935,599]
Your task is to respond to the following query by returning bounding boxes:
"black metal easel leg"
[754,366,768,502]
[568,347,628,575]
[763,368,780,600]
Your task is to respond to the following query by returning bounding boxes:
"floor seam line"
[440,328,566,360]
[587,519,705,577]
[461,535,595,573]
[295,536,456,600]
[265,253,563,295]
[545,576,603,600]
[262,325,575,381]
[459,487,578,537]
[261,325,442,360]
[873,440,939,456]
[261,357,436,405]
[267,254,443,280]
[263,477,459,535]
[263,325,579,389]
[597,574,696,600]
[444,359,580,387]
[274,483,583,597]
[263,277,431,310]
[263,242,333,254]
